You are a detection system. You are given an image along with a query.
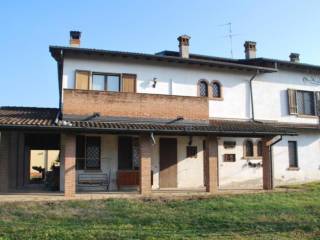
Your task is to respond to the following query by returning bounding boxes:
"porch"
[0,130,276,197]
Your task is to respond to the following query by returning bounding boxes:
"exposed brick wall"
[62,134,76,197]
[63,89,208,120]
[0,132,9,192]
[139,134,152,195]
[205,136,218,193]
[262,137,273,190]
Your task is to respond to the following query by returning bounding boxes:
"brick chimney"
[177,35,191,58]
[289,53,300,63]
[244,41,257,59]
[70,31,81,47]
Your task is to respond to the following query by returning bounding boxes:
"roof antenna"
[218,22,240,58]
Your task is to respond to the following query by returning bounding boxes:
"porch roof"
[0,107,296,136]
[0,107,315,136]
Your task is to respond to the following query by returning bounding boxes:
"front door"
[159,138,177,188]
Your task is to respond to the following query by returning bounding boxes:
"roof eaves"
[49,46,277,73]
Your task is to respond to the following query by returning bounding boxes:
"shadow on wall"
[280,89,289,117]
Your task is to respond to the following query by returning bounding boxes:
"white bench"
[78,173,110,191]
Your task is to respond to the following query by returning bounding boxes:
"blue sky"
[1,0,320,107]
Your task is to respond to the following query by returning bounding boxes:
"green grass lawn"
[0,183,320,240]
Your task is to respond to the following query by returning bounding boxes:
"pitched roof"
[0,107,315,136]
[0,107,59,127]
[157,50,320,72]
[49,46,277,73]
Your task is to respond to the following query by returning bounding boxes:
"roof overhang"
[49,46,277,74]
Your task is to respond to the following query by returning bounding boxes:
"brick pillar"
[0,132,9,192]
[206,136,218,193]
[63,134,76,197]
[262,137,273,190]
[139,134,152,195]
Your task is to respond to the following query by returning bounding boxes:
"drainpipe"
[249,70,261,121]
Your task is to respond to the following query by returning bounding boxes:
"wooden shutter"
[315,91,320,116]
[288,89,297,115]
[121,74,136,93]
[75,70,90,90]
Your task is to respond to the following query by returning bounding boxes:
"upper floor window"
[297,90,315,115]
[211,81,222,98]
[75,70,136,93]
[288,89,319,116]
[92,73,120,92]
[244,140,254,157]
[198,80,208,97]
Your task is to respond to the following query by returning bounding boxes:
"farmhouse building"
[0,31,319,197]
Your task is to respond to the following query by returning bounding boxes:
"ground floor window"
[257,140,263,157]
[244,140,254,157]
[118,137,140,170]
[288,141,298,168]
[76,136,101,170]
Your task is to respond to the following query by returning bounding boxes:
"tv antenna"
[218,22,240,58]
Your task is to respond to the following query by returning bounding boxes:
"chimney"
[244,41,257,59]
[70,31,81,47]
[289,53,300,63]
[177,35,191,58]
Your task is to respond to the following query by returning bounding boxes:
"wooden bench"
[78,173,110,191]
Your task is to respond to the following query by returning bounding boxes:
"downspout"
[249,70,260,121]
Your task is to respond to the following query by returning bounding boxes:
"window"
[224,154,236,162]
[76,136,101,170]
[118,137,140,170]
[92,74,105,91]
[198,80,208,97]
[296,90,315,115]
[186,146,197,158]
[288,141,298,168]
[244,140,254,157]
[92,73,120,92]
[257,140,263,157]
[107,75,120,92]
[288,89,317,116]
[212,81,221,98]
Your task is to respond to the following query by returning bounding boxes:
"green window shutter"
[315,91,320,116]
[288,89,297,115]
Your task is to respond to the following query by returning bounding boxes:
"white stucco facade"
[60,55,320,189]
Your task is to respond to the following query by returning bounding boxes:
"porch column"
[63,134,76,197]
[262,137,273,190]
[206,135,218,193]
[0,132,10,192]
[139,134,152,195]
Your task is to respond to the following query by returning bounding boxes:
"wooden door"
[159,138,177,188]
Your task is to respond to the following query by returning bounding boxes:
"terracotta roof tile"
[0,107,311,136]
[0,107,58,127]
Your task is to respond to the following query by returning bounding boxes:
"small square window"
[224,154,236,162]
[186,146,197,158]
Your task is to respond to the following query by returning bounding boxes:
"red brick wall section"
[206,136,218,193]
[63,89,209,121]
[139,134,152,195]
[262,137,273,190]
[63,134,76,197]
[0,132,9,192]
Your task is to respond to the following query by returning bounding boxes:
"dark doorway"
[159,138,177,188]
